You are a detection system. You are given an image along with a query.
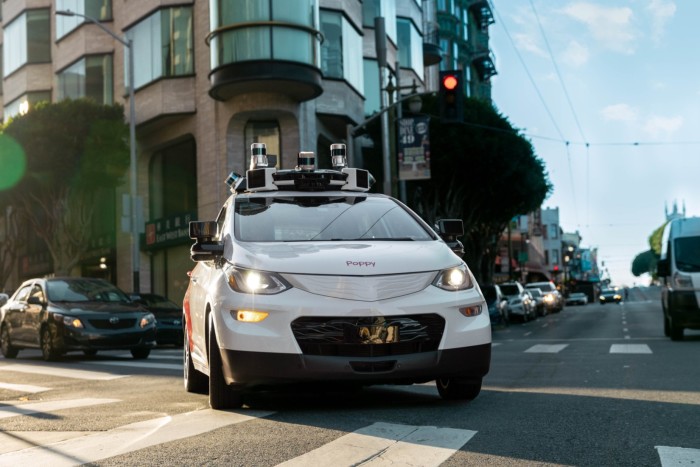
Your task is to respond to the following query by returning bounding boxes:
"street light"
[56,9,140,292]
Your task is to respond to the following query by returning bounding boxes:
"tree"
[631,221,667,279]
[0,99,129,276]
[410,96,551,283]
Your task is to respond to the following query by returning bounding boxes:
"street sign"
[397,115,431,181]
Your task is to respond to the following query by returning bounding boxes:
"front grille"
[89,318,137,330]
[291,314,445,357]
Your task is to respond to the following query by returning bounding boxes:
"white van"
[658,217,700,340]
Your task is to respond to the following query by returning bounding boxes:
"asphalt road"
[0,287,698,466]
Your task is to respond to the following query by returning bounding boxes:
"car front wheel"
[208,316,243,410]
[0,325,19,358]
[41,326,61,361]
[436,377,482,401]
[130,348,151,359]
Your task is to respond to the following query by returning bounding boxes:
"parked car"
[526,281,564,313]
[481,284,509,325]
[599,287,622,304]
[129,293,183,346]
[0,277,156,361]
[527,288,547,316]
[184,144,492,409]
[565,292,588,306]
[499,281,537,322]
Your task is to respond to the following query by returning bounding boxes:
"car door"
[22,284,47,347]
[4,284,33,345]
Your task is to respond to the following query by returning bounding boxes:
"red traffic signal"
[439,70,464,123]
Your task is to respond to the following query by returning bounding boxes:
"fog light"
[234,310,269,322]
[459,305,482,317]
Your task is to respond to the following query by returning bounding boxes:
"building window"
[397,18,424,80]
[56,0,112,39]
[210,0,319,69]
[149,138,197,220]
[245,121,281,168]
[549,224,559,239]
[57,55,114,105]
[320,11,363,92]
[125,7,193,90]
[362,0,396,42]
[551,249,560,266]
[3,91,51,121]
[3,9,51,77]
[363,59,380,116]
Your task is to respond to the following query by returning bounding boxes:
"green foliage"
[649,222,667,255]
[632,249,658,277]
[1,99,129,276]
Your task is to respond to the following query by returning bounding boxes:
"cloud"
[513,32,547,57]
[560,2,637,54]
[601,104,638,123]
[643,115,684,137]
[646,0,676,44]
[561,40,589,67]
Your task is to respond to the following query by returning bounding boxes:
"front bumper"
[59,327,157,351]
[221,343,491,387]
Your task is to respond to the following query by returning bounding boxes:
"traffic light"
[439,70,464,123]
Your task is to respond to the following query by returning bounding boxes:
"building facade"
[0,0,496,302]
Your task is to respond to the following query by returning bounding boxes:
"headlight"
[55,314,84,329]
[140,313,156,328]
[432,264,473,291]
[226,265,291,294]
[543,294,555,303]
[673,272,693,288]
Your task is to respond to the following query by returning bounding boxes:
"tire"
[131,348,151,359]
[83,349,98,357]
[41,326,61,361]
[669,319,684,341]
[436,377,482,401]
[0,325,19,358]
[208,318,243,410]
[184,328,208,394]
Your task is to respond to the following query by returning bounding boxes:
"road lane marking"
[0,363,127,380]
[524,344,568,353]
[82,361,182,371]
[113,353,182,360]
[657,446,700,466]
[523,332,532,337]
[278,422,477,467]
[0,408,272,465]
[610,344,652,354]
[0,382,50,393]
[0,398,120,420]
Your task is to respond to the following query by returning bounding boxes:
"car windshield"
[47,279,131,303]
[234,196,434,242]
[530,289,542,297]
[674,236,700,272]
[136,294,180,310]
[529,283,554,292]
[500,284,520,295]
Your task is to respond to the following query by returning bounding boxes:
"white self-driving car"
[183,143,491,409]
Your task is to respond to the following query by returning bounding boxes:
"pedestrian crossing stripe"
[278,422,477,467]
[0,408,272,465]
[610,344,652,354]
[82,360,182,371]
[524,344,568,353]
[0,363,128,380]
[0,398,120,420]
[0,381,50,393]
[657,445,700,466]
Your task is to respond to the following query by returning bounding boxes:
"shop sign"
[144,212,195,250]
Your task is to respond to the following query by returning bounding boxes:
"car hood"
[232,240,460,275]
[50,301,147,315]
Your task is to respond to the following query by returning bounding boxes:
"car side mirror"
[657,258,669,277]
[190,221,224,262]
[436,218,465,258]
[27,296,45,306]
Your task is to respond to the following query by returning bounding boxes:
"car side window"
[14,285,32,303]
[29,285,45,303]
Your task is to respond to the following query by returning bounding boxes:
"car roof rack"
[225,143,375,194]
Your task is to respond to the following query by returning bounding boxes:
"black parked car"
[129,293,183,346]
[0,277,156,361]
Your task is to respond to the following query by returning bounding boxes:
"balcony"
[422,27,442,66]
[471,51,497,81]
[206,21,323,102]
[468,0,496,31]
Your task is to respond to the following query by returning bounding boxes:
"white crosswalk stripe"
[0,381,50,393]
[0,409,272,465]
[0,398,119,420]
[0,363,127,380]
[657,445,700,466]
[82,360,182,371]
[610,344,653,354]
[279,422,477,467]
[524,344,569,353]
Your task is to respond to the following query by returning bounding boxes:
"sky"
[489,0,700,287]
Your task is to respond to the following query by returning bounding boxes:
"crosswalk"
[0,348,697,466]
